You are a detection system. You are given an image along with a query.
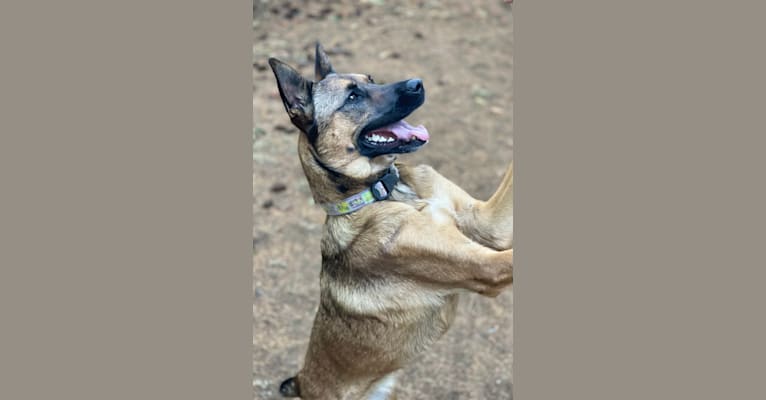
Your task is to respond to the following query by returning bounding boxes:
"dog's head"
[268,43,428,180]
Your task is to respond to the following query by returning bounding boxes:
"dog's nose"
[405,78,423,93]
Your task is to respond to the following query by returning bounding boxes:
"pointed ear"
[314,42,335,81]
[268,58,315,134]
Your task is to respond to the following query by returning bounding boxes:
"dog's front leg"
[383,212,513,296]
[453,162,513,250]
[405,163,513,250]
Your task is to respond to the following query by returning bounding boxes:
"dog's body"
[269,44,513,400]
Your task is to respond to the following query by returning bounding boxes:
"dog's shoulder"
[321,202,414,254]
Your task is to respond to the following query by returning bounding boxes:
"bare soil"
[254,1,513,398]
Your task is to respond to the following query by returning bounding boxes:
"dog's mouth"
[358,120,429,156]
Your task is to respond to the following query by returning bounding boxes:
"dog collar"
[320,166,400,216]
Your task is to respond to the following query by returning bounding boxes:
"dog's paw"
[279,376,300,397]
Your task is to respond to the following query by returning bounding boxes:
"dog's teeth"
[368,134,396,144]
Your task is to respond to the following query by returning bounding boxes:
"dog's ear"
[268,58,315,134]
[315,42,335,81]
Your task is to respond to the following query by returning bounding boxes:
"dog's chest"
[422,195,458,225]
[392,182,457,225]
[327,278,448,320]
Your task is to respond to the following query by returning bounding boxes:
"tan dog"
[269,43,513,400]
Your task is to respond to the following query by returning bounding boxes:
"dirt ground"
[253,1,513,398]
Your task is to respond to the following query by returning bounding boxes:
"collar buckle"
[371,168,399,200]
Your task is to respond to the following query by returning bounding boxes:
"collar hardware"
[370,168,399,201]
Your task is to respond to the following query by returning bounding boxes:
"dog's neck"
[297,135,393,205]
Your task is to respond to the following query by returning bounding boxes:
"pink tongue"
[382,120,429,142]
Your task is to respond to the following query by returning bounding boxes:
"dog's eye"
[347,93,358,101]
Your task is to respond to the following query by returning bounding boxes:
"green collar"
[320,166,400,216]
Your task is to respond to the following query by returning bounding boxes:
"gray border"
[2,1,766,399]
[515,1,766,399]
[0,1,252,399]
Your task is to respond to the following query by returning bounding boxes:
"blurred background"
[253,1,513,398]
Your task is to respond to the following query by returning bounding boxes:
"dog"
[268,43,513,399]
